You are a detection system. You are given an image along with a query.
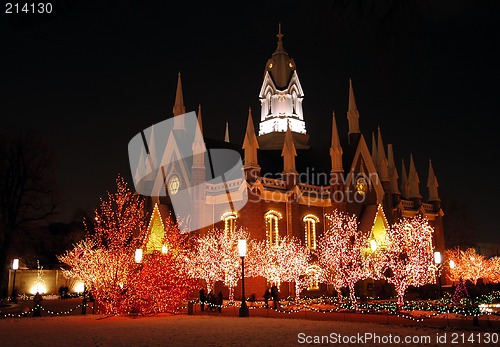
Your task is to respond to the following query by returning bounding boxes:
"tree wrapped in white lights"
[383,214,436,306]
[445,247,486,285]
[248,235,310,299]
[316,210,368,308]
[184,229,223,295]
[185,227,249,301]
[220,227,250,301]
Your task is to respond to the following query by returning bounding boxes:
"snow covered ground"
[1,313,499,346]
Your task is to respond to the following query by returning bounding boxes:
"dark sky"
[1,1,499,243]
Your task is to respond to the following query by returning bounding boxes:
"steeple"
[347,78,361,145]
[172,72,186,130]
[282,124,297,174]
[371,131,378,171]
[192,104,206,169]
[387,144,400,195]
[224,122,230,143]
[330,111,343,173]
[408,154,422,200]
[377,127,389,182]
[258,26,308,150]
[243,107,259,168]
[400,158,409,199]
[427,159,440,202]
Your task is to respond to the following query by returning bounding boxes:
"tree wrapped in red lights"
[248,235,310,299]
[131,211,198,314]
[59,174,148,315]
[316,210,368,308]
[383,214,436,306]
[445,247,486,285]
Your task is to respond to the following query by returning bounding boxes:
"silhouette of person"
[271,284,279,309]
[199,288,206,311]
[263,287,271,308]
[217,291,223,313]
[33,292,43,317]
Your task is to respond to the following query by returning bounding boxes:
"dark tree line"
[0,128,60,298]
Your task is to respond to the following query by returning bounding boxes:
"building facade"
[139,29,446,299]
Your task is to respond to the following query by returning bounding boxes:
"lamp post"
[11,259,19,303]
[238,239,249,317]
[434,251,443,297]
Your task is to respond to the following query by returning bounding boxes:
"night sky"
[1,1,499,243]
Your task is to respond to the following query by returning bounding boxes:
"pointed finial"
[277,22,283,41]
[224,121,230,143]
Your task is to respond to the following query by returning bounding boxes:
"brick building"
[136,29,446,300]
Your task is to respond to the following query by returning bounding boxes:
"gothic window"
[222,211,237,237]
[292,91,297,114]
[265,210,282,246]
[303,214,320,250]
[267,92,272,115]
[306,265,321,291]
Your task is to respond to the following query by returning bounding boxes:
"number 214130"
[5,3,53,14]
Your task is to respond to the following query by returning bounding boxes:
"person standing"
[199,288,206,311]
[271,284,279,310]
[217,291,223,313]
[263,287,271,308]
[33,292,43,317]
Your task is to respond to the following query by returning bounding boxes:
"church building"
[137,28,446,299]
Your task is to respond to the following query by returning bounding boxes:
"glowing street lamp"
[434,251,443,297]
[135,249,143,264]
[11,259,19,303]
[238,239,249,317]
[370,239,377,252]
[449,259,455,269]
[161,244,168,254]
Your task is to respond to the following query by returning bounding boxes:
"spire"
[197,104,203,132]
[387,144,400,194]
[400,158,409,199]
[347,78,361,144]
[172,72,186,130]
[281,123,297,173]
[330,111,343,173]
[224,121,230,143]
[371,131,378,171]
[427,159,440,201]
[192,104,205,168]
[275,22,286,55]
[377,127,389,182]
[242,107,259,167]
[408,154,422,199]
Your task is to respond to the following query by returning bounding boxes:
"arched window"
[292,90,297,114]
[303,214,320,250]
[306,265,321,291]
[265,210,282,246]
[222,211,237,237]
[266,92,272,115]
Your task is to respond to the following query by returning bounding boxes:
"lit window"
[303,214,320,250]
[222,211,237,237]
[168,175,180,195]
[355,176,368,195]
[306,265,321,291]
[265,210,282,246]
